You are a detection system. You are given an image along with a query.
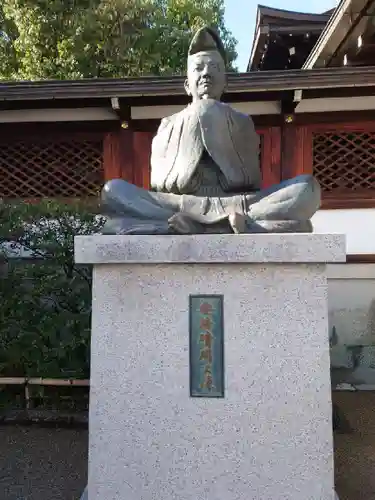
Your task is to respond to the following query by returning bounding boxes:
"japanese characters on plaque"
[189,295,224,398]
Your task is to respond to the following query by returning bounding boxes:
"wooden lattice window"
[288,122,375,208]
[313,130,375,194]
[0,136,104,198]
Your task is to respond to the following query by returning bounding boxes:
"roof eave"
[257,5,331,23]
[247,26,269,71]
[3,67,375,102]
[302,0,373,69]
[247,5,330,71]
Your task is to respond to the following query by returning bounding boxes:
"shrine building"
[1,0,375,385]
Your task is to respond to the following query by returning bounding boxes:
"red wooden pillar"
[261,127,282,188]
[132,131,155,189]
[257,127,282,188]
[103,128,134,182]
[103,127,156,188]
[281,122,311,180]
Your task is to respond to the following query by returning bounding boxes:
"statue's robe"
[101,99,321,234]
[150,99,262,196]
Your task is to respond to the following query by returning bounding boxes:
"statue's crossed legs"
[101,174,321,235]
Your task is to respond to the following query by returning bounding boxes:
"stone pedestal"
[75,234,345,500]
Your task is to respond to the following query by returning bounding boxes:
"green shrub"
[0,200,104,379]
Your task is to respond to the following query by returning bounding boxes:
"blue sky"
[224,0,338,70]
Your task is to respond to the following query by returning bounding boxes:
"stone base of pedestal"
[75,234,345,500]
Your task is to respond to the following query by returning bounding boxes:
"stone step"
[79,485,340,499]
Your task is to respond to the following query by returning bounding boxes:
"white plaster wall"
[326,264,375,388]
[327,270,375,346]
[130,101,281,119]
[0,108,117,122]
[312,209,375,354]
[312,209,375,254]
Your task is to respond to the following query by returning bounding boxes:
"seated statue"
[101,26,321,235]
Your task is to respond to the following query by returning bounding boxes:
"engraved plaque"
[189,295,224,398]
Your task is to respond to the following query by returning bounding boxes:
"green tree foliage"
[0,0,237,80]
[0,200,103,378]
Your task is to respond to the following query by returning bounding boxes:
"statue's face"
[185,51,226,101]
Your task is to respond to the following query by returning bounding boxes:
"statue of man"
[101,27,320,235]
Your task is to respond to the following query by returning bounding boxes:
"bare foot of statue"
[228,213,247,234]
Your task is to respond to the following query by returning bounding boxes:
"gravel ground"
[0,426,87,500]
[334,391,375,500]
